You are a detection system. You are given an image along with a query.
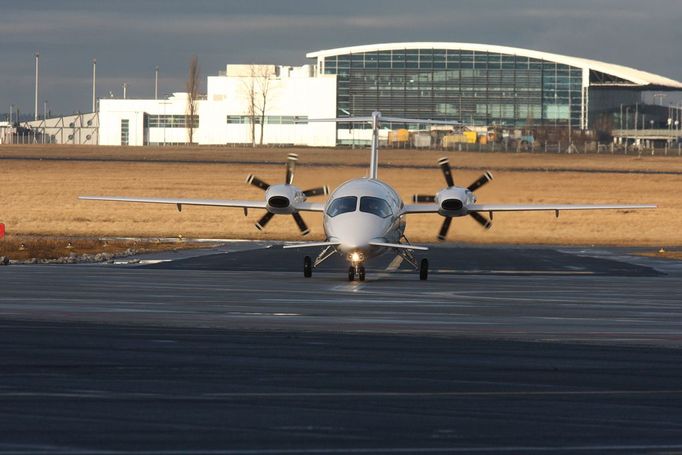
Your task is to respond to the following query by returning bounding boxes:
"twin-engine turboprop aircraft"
[81,111,655,281]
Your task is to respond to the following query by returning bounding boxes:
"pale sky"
[1,0,681,116]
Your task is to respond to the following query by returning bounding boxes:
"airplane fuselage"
[323,178,406,264]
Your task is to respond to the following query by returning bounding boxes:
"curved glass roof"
[307,42,682,89]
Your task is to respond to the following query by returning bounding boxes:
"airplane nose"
[328,213,389,253]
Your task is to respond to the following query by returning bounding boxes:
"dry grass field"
[1,144,681,247]
[0,236,212,261]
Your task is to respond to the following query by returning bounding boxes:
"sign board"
[0,223,4,239]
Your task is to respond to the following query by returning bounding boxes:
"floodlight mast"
[369,111,380,179]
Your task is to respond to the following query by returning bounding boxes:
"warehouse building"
[95,42,682,146]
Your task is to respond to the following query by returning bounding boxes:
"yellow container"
[388,129,410,143]
[463,131,477,143]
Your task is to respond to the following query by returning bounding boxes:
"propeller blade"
[246,174,270,191]
[285,153,298,185]
[469,211,492,230]
[437,217,452,241]
[255,211,275,231]
[303,185,329,197]
[291,212,310,236]
[413,194,436,203]
[467,171,494,192]
[438,157,455,187]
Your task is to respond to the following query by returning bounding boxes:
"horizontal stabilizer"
[369,241,428,251]
[282,241,341,249]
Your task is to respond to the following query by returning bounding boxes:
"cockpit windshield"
[359,196,393,218]
[326,196,357,217]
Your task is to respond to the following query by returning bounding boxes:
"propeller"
[414,157,494,240]
[247,153,327,236]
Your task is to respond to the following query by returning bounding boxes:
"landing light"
[350,251,364,264]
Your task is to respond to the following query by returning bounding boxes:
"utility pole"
[92,58,97,112]
[155,65,159,100]
[9,104,13,125]
[34,52,40,121]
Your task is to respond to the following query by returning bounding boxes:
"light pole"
[625,106,631,148]
[122,82,128,99]
[34,52,40,121]
[92,58,97,113]
[155,66,159,100]
[43,100,48,144]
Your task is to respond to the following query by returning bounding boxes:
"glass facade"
[120,119,129,145]
[322,49,583,131]
[226,115,308,125]
[145,114,199,128]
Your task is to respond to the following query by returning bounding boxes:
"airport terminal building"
[92,42,682,147]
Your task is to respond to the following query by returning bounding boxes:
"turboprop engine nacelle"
[265,184,306,214]
[436,187,475,217]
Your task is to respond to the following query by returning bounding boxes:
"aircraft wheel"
[303,256,312,278]
[419,258,429,281]
[348,266,356,281]
[358,265,366,281]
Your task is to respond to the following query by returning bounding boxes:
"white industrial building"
[99,64,337,147]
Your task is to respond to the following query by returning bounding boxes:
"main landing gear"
[304,253,427,281]
[348,264,365,282]
[419,258,429,281]
[303,256,312,278]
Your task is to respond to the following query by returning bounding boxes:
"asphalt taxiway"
[1,243,681,453]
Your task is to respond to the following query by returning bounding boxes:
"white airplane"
[81,111,655,281]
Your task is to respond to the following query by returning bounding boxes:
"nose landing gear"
[348,264,366,281]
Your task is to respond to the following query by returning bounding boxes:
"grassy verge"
[0,236,215,262]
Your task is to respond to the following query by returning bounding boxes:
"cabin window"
[326,196,357,217]
[359,196,392,218]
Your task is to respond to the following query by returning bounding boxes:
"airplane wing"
[402,203,656,214]
[402,204,440,214]
[79,196,326,212]
[468,204,657,213]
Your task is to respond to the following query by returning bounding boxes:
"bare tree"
[243,65,274,146]
[254,65,272,146]
[185,55,200,144]
[244,66,258,147]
